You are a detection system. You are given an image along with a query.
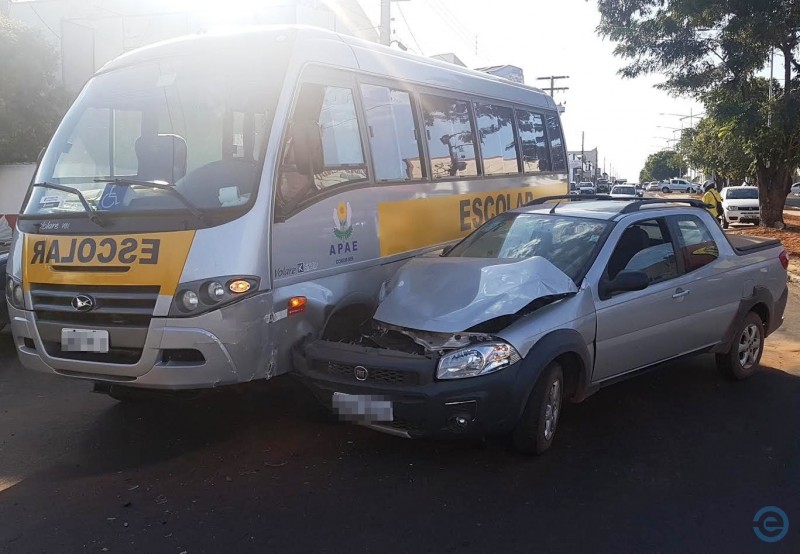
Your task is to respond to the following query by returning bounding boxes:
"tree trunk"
[756,165,791,228]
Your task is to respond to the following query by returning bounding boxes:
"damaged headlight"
[437,341,521,380]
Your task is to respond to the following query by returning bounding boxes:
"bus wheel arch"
[321,297,376,342]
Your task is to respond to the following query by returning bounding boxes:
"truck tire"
[512,362,563,454]
[661,186,670,193]
[716,312,764,380]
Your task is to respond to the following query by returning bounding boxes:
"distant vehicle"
[660,179,698,193]
[596,179,610,193]
[297,196,789,453]
[720,186,760,228]
[578,182,596,195]
[569,181,578,195]
[646,182,662,192]
[790,183,800,196]
[609,185,639,198]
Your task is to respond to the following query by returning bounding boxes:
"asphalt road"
[1,328,799,553]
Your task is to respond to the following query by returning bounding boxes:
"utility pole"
[380,0,411,46]
[581,131,585,181]
[536,75,570,96]
[380,0,391,46]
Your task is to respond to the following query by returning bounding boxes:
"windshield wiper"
[95,178,206,221]
[31,182,108,227]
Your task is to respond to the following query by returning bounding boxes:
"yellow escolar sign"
[377,184,565,256]
[23,231,195,295]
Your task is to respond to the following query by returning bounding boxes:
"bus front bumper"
[8,302,270,390]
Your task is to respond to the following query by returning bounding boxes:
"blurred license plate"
[61,329,109,353]
[331,392,393,422]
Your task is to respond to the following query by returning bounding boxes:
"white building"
[5,0,377,93]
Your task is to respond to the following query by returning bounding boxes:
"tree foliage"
[597,0,800,227]
[639,149,686,182]
[0,14,67,164]
[677,117,752,186]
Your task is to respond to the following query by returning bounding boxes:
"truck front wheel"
[512,362,563,454]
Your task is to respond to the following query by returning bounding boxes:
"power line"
[30,4,60,40]
[396,3,423,55]
[426,0,476,51]
[429,0,474,44]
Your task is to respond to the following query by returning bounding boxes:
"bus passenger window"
[361,85,423,181]
[421,95,478,179]
[475,103,519,176]
[278,83,368,212]
[515,110,550,173]
[546,113,567,172]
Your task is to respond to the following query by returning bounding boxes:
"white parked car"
[645,182,662,192]
[609,185,640,198]
[659,179,699,193]
[578,182,596,195]
[720,186,760,228]
[790,183,800,196]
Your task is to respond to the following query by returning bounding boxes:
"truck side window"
[672,215,719,272]
[607,219,678,284]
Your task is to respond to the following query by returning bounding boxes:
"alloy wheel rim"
[738,323,761,369]
[543,379,562,441]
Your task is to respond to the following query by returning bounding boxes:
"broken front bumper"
[293,339,526,439]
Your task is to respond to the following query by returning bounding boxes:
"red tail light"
[779,249,789,270]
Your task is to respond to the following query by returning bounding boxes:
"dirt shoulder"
[725,211,800,374]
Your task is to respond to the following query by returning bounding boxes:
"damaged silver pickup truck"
[294,196,789,454]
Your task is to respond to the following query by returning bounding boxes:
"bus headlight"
[437,341,521,380]
[179,290,199,312]
[204,281,226,303]
[6,276,24,309]
[169,276,259,317]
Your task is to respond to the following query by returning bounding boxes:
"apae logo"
[330,201,358,263]
[333,202,353,240]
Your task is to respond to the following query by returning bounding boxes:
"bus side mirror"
[290,120,324,176]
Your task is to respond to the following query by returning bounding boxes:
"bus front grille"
[30,284,160,365]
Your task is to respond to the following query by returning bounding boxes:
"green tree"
[597,0,800,227]
[677,117,752,187]
[640,150,685,182]
[0,14,67,163]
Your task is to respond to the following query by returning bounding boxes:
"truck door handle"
[672,288,690,299]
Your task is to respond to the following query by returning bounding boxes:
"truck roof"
[514,197,710,221]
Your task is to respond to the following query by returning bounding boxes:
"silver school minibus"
[6,25,568,396]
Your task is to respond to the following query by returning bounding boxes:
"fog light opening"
[161,349,206,364]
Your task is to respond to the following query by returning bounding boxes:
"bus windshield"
[26,51,284,217]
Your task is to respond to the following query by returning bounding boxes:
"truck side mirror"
[289,120,324,177]
[599,270,649,299]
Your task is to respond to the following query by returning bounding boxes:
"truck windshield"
[26,50,283,217]
[447,212,610,281]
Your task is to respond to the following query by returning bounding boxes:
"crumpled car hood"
[375,256,578,333]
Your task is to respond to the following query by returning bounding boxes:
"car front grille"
[30,283,159,365]
[318,361,419,385]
